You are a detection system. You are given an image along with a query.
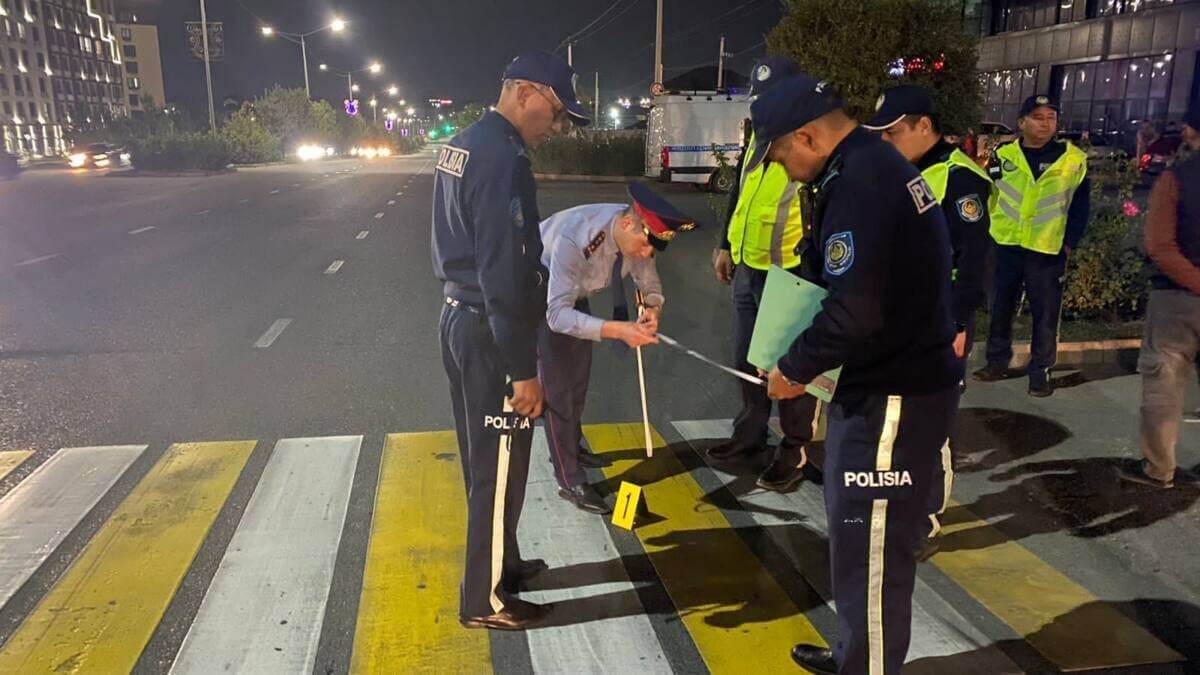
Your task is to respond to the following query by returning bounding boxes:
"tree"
[254,86,339,150]
[221,103,282,163]
[767,0,981,133]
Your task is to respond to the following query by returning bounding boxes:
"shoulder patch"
[436,145,470,177]
[583,231,606,260]
[956,194,984,223]
[824,231,855,276]
[906,176,938,215]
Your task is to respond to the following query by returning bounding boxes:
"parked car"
[1058,130,1116,160]
[68,143,131,169]
[0,150,20,180]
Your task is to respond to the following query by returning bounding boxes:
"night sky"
[120,0,781,115]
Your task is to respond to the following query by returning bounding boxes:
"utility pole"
[300,34,310,98]
[199,0,216,132]
[347,73,354,100]
[717,35,726,90]
[653,0,664,86]
[567,42,573,67]
[594,71,599,123]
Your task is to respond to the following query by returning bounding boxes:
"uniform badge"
[510,197,524,228]
[956,194,983,223]
[874,94,886,112]
[825,231,855,276]
[906,176,937,215]
[756,64,772,82]
[436,146,469,177]
[1036,95,1049,105]
[1002,159,1017,173]
[583,231,606,260]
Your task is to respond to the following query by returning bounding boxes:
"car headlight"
[69,153,87,167]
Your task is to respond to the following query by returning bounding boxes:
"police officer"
[711,56,819,492]
[973,94,1090,397]
[432,51,590,631]
[539,183,697,513]
[748,74,962,674]
[865,84,993,558]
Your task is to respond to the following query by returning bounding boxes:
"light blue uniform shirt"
[540,203,665,341]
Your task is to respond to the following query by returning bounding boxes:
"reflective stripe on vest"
[988,141,1087,255]
[727,131,804,269]
[920,148,991,203]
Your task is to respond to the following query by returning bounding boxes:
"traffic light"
[429,130,439,140]
[443,124,452,133]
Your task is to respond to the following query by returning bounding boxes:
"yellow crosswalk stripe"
[934,500,1182,671]
[586,423,826,672]
[0,450,32,482]
[350,432,492,673]
[0,441,255,673]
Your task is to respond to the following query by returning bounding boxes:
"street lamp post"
[261,18,346,99]
[320,62,382,103]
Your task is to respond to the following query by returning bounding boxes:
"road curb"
[534,173,645,183]
[107,168,237,178]
[969,337,1142,369]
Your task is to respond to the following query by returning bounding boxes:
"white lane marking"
[239,198,250,204]
[197,209,211,215]
[15,253,60,266]
[292,183,301,187]
[128,226,155,235]
[0,446,148,608]
[387,200,395,205]
[356,230,369,240]
[373,212,384,219]
[254,318,292,348]
[324,260,344,275]
[395,191,402,196]
[522,430,673,673]
[169,436,361,675]
[269,189,280,194]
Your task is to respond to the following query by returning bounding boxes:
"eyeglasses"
[530,84,568,124]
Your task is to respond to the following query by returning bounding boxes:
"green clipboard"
[747,265,841,403]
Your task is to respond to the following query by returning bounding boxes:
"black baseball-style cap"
[745,73,845,173]
[628,182,698,251]
[503,51,591,127]
[864,85,937,131]
[748,56,801,99]
[1019,94,1059,118]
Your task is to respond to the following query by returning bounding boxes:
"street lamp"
[260,17,347,99]
[369,62,382,74]
[388,85,399,97]
[323,62,383,100]
[406,106,415,116]
[369,97,378,123]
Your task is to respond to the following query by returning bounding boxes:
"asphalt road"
[0,153,734,454]
[2,149,1199,673]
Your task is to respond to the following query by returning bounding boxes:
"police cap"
[745,73,844,173]
[749,56,800,99]
[503,51,592,126]
[864,84,936,131]
[1019,94,1060,118]
[628,182,698,251]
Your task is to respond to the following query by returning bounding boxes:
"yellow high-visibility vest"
[727,132,804,269]
[989,141,1088,255]
[921,148,991,203]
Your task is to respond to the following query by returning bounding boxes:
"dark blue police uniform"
[748,75,964,674]
[433,51,590,627]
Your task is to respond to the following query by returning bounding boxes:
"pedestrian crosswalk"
[0,423,1185,673]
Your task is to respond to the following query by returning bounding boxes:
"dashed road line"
[128,226,155,235]
[356,231,369,240]
[374,212,384,219]
[15,253,60,267]
[197,210,211,215]
[254,319,292,348]
[387,200,395,205]
[239,198,250,204]
[325,260,345,275]
[269,189,280,194]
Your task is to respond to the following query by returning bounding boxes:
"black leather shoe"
[502,558,549,594]
[558,484,611,514]
[461,599,551,631]
[577,449,608,469]
[1028,378,1053,398]
[756,460,806,493]
[790,644,837,674]
[707,440,758,461]
[914,536,940,563]
[972,364,1009,382]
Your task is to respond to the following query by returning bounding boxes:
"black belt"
[445,296,484,315]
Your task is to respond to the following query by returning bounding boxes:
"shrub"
[532,131,644,176]
[221,105,282,164]
[131,132,231,171]
[1062,153,1149,320]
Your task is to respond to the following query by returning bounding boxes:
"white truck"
[644,92,750,193]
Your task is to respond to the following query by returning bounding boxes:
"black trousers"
[439,302,534,619]
[731,264,818,465]
[985,244,1066,383]
[823,387,959,674]
[537,308,594,490]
